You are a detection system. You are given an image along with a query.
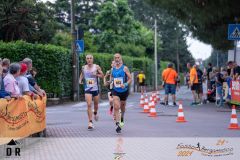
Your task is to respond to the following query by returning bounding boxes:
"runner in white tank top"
[79,54,104,130]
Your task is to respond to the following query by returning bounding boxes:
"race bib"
[86,78,95,88]
[114,77,123,88]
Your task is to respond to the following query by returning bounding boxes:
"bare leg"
[120,101,126,123]
[93,94,99,121]
[85,94,93,122]
[113,96,121,123]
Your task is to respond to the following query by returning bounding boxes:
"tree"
[0,0,57,43]
[49,0,103,31]
[146,0,240,50]
[128,0,194,71]
[94,0,155,57]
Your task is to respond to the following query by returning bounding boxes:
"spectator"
[22,58,45,97]
[207,63,212,89]
[30,67,37,78]
[0,59,11,99]
[175,74,181,91]
[0,58,2,87]
[3,63,21,98]
[209,67,217,90]
[187,63,199,106]
[161,63,178,106]
[16,63,37,99]
[2,58,10,78]
[233,62,240,80]
[185,72,190,88]
[215,67,225,107]
[137,71,146,94]
[196,64,203,104]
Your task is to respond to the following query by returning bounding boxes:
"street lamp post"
[154,19,158,91]
[176,35,180,73]
[71,0,77,101]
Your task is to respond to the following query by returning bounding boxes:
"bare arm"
[79,72,83,84]
[124,66,132,85]
[96,65,104,78]
[104,71,110,86]
[79,66,84,84]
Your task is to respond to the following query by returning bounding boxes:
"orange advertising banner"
[0,96,46,141]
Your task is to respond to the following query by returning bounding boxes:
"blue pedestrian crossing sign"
[228,24,240,40]
[76,40,84,54]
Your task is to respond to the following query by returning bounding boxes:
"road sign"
[76,40,84,54]
[228,24,240,40]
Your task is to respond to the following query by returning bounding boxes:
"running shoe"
[88,122,94,130]
[191,102,198,106]
[94,114,99,121]
[119,121,124,128]
[116,123,121,133]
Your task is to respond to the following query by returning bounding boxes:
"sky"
[41,0,213,60]
[186,37,212,60]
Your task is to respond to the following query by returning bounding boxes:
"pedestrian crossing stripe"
[230,27,240,39]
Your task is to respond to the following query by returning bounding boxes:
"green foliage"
[50,0,103,30]
[84,32,98,52]
[0,41,71,97]
[50,31,72,49]
[94,0,155,57]
[113,43,146,57]
[0,0,57,43]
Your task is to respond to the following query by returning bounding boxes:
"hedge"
[0,41,71,98]
[0,41,158,98]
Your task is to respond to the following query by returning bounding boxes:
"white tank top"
[83,64,98,91]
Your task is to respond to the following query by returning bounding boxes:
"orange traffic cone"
[148,99,157,117]
[143,95,150,113]
[228,105,240,130]
[176,102,187,122]
[139,93,144,108]
[149,94,153,102]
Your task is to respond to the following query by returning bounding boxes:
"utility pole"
[217,51,219,68]
[71,0,77,101]
[176,35,180,73]
[234,17,238,63]
[76,27,79,101]
[154,19,158,91]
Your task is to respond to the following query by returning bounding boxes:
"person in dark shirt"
[22,58,45,97]
[207,63,212,90]
[233,62,240,80]
[215,68,225,107]
[207,63,212,80]
[196,65,203,104]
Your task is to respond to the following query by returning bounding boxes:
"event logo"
[176,139,234,157]
[4,139,21,158]
[113,137,126,160]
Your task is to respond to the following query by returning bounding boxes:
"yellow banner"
[0,96,46,141]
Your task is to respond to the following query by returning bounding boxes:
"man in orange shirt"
[161,63,178,106]
[187,63,199,105]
